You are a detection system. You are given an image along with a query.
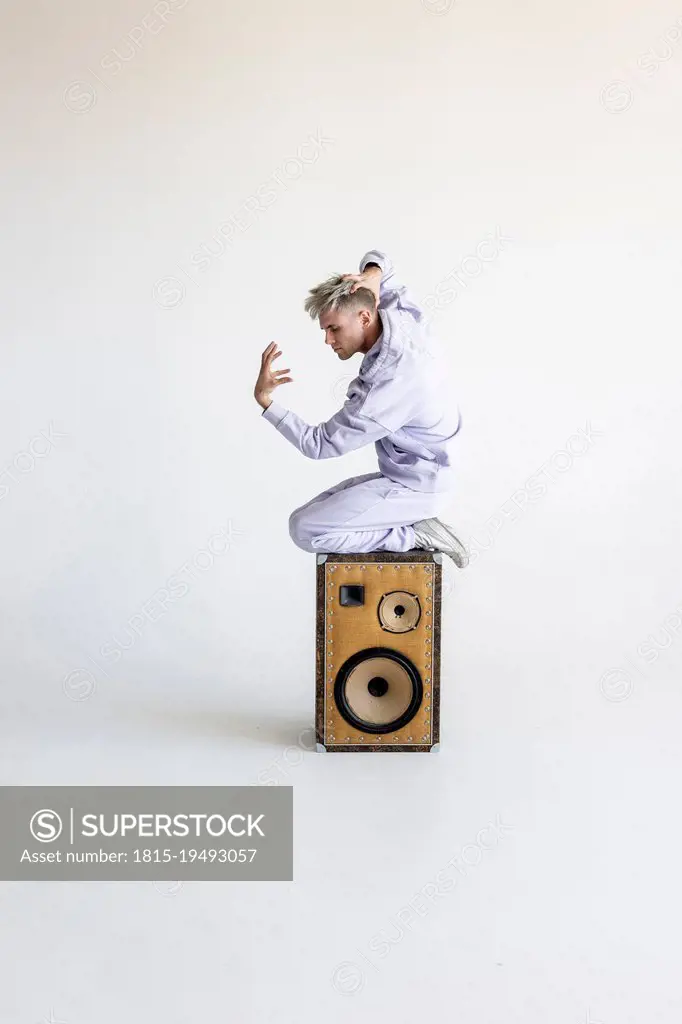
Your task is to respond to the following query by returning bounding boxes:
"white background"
[1,0,681,1020]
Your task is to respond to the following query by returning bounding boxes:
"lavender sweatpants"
[288,472,454,554]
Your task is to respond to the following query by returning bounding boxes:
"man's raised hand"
[255,342,294,410]
[341,265,381,308]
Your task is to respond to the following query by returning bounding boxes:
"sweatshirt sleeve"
[359,249,424,323]
[261,376,407,459]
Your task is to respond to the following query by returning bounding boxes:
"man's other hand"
[255,342,294,410]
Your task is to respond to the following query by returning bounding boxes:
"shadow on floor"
[115,701,315,749]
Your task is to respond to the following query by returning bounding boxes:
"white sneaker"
[412,517,470,569]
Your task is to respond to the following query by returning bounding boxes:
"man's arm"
[261,391,393,460]
[261,368,419,459]
[358,249,425,322]
[255,341,394,458]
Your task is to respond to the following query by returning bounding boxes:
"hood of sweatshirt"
[358,306,423,384]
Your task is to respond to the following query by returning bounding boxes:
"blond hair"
[303,274,376,320]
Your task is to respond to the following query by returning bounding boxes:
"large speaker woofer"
[334,647,423,735]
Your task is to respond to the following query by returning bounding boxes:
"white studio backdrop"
[1,0,681,1022]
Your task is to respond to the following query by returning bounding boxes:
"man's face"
[319,308,368,360]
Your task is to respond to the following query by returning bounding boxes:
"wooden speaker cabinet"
[315,551,442,752]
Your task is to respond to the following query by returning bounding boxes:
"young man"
[254,249,468,567]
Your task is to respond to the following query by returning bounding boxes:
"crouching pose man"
[254,248,469,567]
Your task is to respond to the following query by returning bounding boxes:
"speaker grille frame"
[315,551,442,753]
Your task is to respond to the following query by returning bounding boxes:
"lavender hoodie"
[261,249,461,493]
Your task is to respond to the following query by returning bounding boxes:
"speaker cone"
[378,590,421,633]
[334,647,423,734]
